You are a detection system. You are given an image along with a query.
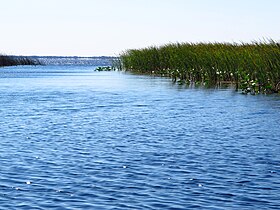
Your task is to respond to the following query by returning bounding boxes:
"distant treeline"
[0,54,40,67]
[34,56,116,66]
[118,40,280,94]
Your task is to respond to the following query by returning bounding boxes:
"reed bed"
[118,40,280,94]
[0,54,40,67]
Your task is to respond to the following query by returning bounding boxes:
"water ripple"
[0,66,280,209]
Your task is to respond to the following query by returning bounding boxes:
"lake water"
[0,64,280,209]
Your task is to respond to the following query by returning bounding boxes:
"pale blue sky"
[0,0,279,56]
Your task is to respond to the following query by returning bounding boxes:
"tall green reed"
[118,40,280,94]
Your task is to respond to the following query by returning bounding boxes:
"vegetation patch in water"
[117,40,280,94]
[95,66,113,71]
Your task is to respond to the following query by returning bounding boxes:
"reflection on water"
[0,65,280,209]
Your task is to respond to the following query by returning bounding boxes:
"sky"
[0,0,279,56]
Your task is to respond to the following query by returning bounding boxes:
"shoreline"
[0,54,40,67]
[118,41,280,94]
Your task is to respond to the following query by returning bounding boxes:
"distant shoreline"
[0,55,117,67]
[0,54,40,67]
[25,56,118,59]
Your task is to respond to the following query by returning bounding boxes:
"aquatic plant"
[118,40,280,94]
[0,54,41,67]
[111,57,123,71]
[95,66,113,71]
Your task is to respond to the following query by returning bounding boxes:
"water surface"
[0,65,280,209]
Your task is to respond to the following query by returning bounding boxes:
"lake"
[0,63,280,209]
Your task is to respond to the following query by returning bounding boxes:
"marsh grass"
[0,54,40,67]
[118,40,280,94]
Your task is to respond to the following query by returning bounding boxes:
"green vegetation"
[0,54,40,67]
[95,66,113,71]
[118,40,280,94]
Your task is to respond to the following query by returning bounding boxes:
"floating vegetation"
[118,40,280,94]
[0,54,41,67]
[95,66,113,71]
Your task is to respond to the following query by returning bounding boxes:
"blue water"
[0,65,280,209]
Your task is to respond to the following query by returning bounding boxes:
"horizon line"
[6,55,118,58]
